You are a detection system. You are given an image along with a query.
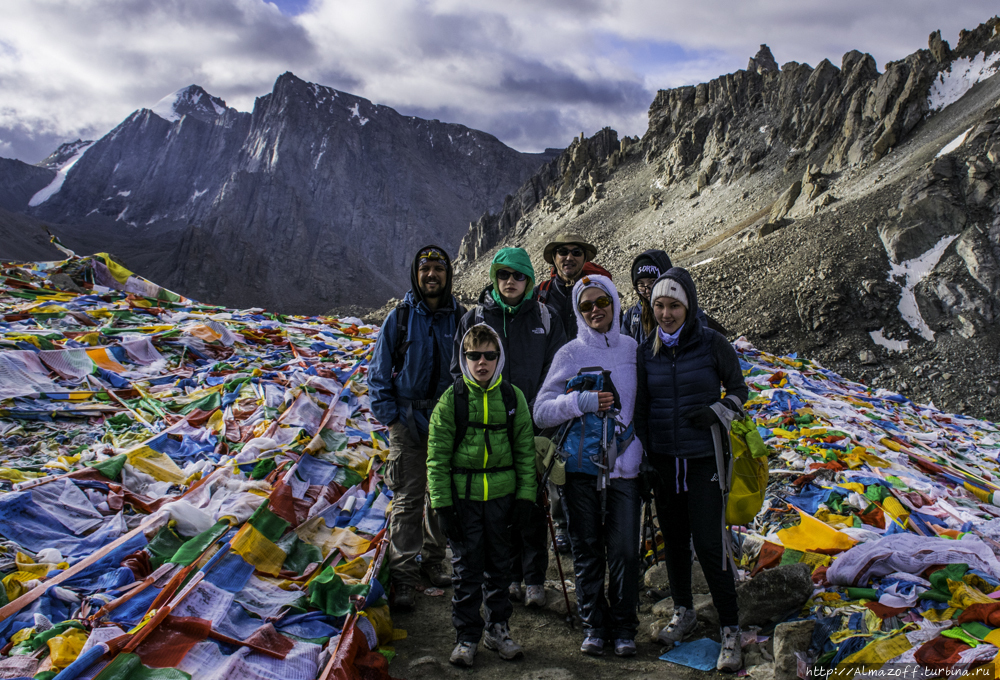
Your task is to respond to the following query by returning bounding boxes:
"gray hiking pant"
[384,421,447,586]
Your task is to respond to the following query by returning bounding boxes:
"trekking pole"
[544,496,574,629]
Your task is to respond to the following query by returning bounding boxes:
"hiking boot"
[614,639,637,657]
[509,581,525,601]
[657,606,697,647]
[717,626,742,673]
[483,622,523,660]
[421,561,451,587]
[580,635,604,656]
[554,530,571,554]
[392,583,416,611]
[450,641,477,667]
[525,585,545,608]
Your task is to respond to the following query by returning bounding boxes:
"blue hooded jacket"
[368,246,465,435]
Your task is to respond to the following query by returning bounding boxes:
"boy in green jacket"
[427,323,537,667]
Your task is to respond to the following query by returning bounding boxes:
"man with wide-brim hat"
[536,233,607,341]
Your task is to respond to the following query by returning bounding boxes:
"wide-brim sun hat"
[543,233,597,264]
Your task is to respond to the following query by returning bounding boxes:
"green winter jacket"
[427,325,537,508]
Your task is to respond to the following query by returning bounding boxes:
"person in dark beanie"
[369,245,466,610]
[633,267,748,673]
[622,250,673,344]
[450,247,566,608]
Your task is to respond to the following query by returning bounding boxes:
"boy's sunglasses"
[556,247,584,258]
[578,296,612,313]
[464,351,499,361]
[496,270,527,281]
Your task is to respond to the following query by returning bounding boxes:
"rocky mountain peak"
[150,84,229,124]
[36,140,94,170]
[748,44,779,75]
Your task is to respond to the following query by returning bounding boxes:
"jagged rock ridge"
[454,16,1000,419]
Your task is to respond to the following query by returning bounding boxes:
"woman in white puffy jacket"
[532,274,642,658]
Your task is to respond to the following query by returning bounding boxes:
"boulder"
[769,181,802,222]
[928,30,952,63]
[956,227,1000,297]
[644,563,670,590]
[880,170,967,262]
[773,620,815,680]
[748,45,779,75]
[736,564,814,628]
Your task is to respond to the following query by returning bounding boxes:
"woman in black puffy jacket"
[633,267,748,673]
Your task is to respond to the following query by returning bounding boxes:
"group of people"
[367,234,748,672]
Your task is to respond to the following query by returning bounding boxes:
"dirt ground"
[387,548,741,680]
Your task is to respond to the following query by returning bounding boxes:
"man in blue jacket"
[369,245,466,610]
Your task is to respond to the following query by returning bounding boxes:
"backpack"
[724,416,770,526]
[535,262,613,305]
[555,367,634,482]
[391,300,464,375]
[449,376,519,500]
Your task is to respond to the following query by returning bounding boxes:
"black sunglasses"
[556,247,584,258]
[464,351,499,361]
[578,296,612,313]
[496,270,527,281]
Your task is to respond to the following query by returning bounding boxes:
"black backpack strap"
[450,377,519,501]
[390,302,410,374]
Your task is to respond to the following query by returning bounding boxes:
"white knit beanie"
[651,277,688,308]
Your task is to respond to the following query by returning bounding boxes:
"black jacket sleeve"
[711,332,748,406]
[449,308,475,383]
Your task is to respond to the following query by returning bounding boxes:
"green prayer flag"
[307,565,370,617]
[146,523,185,567]
[87,454,128,481]
[169,520,230,566]
[247,501,290,542]
[99,653,191,680]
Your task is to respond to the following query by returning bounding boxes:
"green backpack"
[724,416,770,526]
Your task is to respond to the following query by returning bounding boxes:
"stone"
[694,592,719,629]
[968,180,994,207]
[880,170,967,263]
[749,662,776,679]
[859,350,878,365]
[773,620,815,680]
[759,221,786,238]
[408,656,443,676]
[652,597,674,618]
[736,564,814,628]
[570,185,590,206]
[928,30,952,63]
[48,273,86,294]
[748,45,779,74]
[769,181,802,222]
[644,563,670,590]
[956,227,1000,297]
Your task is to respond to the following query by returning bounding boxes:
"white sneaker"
[484,622,524,660]
[450,641,477,667]
[657,606,697,647]
[717,626,742,673]
[525,585,545,608]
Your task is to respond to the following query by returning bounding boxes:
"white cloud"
[1,0,998,162]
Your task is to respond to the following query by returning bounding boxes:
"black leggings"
[653,454,739,628]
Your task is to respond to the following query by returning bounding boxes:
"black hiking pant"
[564,473,641,640]
[510,503,548,587]
[447,494,515,643]
[653,454,739,627]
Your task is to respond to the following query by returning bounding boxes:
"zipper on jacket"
[671,346,679,452]
[482,389,489,500]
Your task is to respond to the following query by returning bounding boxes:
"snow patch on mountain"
[150,86,228,124]
[889,235,959,342]
[928,51,1000,112]
[29,142,93,206]
[349,103,369,126]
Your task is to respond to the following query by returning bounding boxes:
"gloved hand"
[576,391,600,413]
[438,505,464,542]
[511,498,536,528]
[687,405,720,430]
[638,460,660,505]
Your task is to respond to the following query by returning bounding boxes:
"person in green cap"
[450,246,566,608]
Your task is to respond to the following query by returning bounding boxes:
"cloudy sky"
[2,0,997,163]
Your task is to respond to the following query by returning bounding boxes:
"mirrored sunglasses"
[496,269,527,281]
[556,247,584,258]
[578,296,612,313]
[464,351,499,361]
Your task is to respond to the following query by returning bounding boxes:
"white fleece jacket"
[532,274,641,479]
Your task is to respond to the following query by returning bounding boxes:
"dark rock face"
[736,563,813,628]
[0,158,55,213]
[0,208,63,261]
[456,128,618,263]
[27,74,556,312]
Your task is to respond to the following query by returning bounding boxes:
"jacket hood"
[571,274,623,349]
[651,267,701,345]
[489,247,536,297]
[409,244,454,307]
[459,323,505,390]
[631,250,673,290]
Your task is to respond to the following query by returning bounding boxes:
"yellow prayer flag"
[231,524,286,576]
